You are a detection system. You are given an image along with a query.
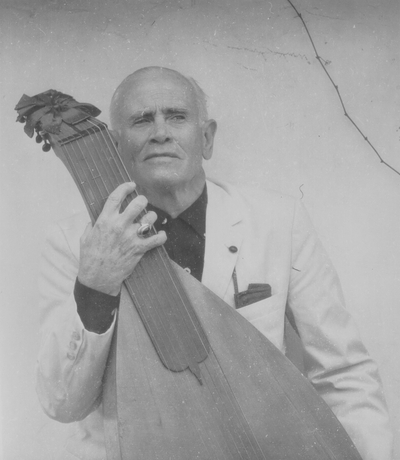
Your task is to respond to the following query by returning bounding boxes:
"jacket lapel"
[202,180,244,301]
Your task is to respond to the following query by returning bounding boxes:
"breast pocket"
[237,291,287,351]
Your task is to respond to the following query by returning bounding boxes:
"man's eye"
[170,115,185,121]
[133,118,150,125]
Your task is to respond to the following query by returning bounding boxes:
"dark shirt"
[75,186,207,334]
[147,185,207,282]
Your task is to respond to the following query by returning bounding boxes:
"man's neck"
[138,177,206,218]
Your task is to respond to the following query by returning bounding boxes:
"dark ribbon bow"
[15,90,101,138]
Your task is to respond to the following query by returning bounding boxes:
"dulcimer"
[16,90,362,460]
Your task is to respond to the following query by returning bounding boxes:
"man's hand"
[77,182,167,296]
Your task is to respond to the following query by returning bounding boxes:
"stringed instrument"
[16,90,362,460]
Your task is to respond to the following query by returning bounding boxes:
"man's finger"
[102,182,137,213]
[130,212,158,239]
[141,230,167,250]
[137,210,158,226]
[121,194,148,223]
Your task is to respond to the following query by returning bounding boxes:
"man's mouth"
[145,153,179,160]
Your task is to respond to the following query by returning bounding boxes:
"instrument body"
[16,90,362,460]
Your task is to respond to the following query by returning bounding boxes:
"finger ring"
[137,223,151,238]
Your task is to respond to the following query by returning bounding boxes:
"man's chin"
[135,173,184,193]
[132,165,205,197]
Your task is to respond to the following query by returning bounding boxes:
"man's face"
[116,70,215,195]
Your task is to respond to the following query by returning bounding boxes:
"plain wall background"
[1,0,399,458]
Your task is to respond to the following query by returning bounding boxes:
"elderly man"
[37,67,392,459]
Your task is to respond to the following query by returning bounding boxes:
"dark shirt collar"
[147,184,207,237]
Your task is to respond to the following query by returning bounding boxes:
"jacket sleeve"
[36,220,116,423]
[287,200,393,460]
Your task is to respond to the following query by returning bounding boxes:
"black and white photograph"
[1,0,399,458]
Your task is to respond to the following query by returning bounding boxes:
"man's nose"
[150,119,171,143]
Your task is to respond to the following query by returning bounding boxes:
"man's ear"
[202,119,217,161]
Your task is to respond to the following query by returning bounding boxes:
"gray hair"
[110,67,209,129]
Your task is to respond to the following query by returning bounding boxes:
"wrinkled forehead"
[118,70,198,118]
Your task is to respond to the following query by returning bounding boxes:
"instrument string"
[59,144,98,223]
[73,125,113,204]
[61,127,108,220]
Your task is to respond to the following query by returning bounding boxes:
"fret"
[85,122,124,192]
[84,120,141,216]
[55,119,141,223]
[58,120,107,146]
[59,143,102,222]
[88,120,131,184]
[58,132,85,146]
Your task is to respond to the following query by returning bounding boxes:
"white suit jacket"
[37,179,392,460]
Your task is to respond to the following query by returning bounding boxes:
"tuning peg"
[42,141,51,152]
[35,133,43,143]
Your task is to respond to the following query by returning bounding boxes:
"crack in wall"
[203,40,311,65]
[303,8,347,21]
[1,2,91,18]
